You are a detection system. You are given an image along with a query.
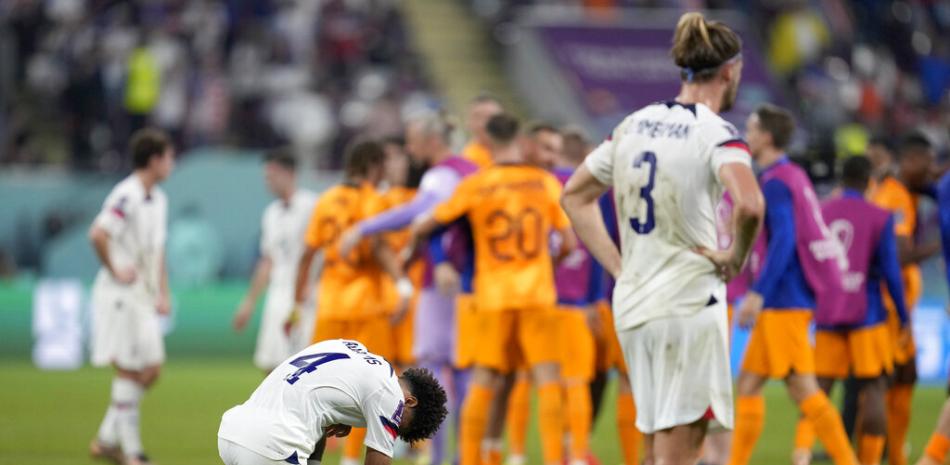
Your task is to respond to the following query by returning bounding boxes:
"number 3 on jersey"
[629,151,657,234]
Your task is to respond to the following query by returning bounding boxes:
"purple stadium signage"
[536,23,780,133]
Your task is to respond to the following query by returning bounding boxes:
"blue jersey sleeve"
[584,256,605,304]
[427,229,448,265]
[877,215,909,324]
[939,173,950,294]
[750,180,797,300]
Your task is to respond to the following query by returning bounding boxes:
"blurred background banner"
[509,9,782,138]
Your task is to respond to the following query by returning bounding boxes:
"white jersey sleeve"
[93,183,136,238]
[585,117,636,186]
[362,386,404,457]
[700,120,752,183]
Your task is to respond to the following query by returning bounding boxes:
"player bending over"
[218,339,448,465]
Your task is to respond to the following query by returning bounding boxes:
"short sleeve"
[584,137,616,186]
[432,176,476,224]
[363,390,404,458]
[704,122,752,182]
[892,195,916,238]
[93,189,132,238]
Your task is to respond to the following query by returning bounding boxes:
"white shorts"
[254,289,313,371]
[219,438,292,465]
[91,284,165,371]
[618,303,733,434]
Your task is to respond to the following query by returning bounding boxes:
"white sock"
[307,460,321,465]
[96,398,119,446]
[113,377,145,458]
[340,458,360,465]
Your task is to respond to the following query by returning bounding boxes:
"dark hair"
[470,93,503,108]
[406,160,427,189]
[671,12,742,83]
[561,126,590,163]
[898,132,933,157]
[131,128,172,169]
[753,104,795,150]
[382,135,406,148]
[264,148,297,171]
[343,139,385,179]
[399,368,448,444]
[841,156,872,191]
[528,122,560,136]
[868,135,895,153]
[485,113,520,145]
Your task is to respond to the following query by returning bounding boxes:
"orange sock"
[482,439,503,465]
[727,395,765,465]
[343,427,367,460]
[795,416,816,451]
[461,383,494,465]
[857,434,885,465]
[506,378,530,457]
[925,432,950,463]
[537,382,564,465]
[800,392,858,465]
[565,383,592,461]
[886,385,913,465]
[616,391,640,465]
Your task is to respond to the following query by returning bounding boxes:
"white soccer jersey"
[260,190,317,289]
[218,339,406,461]
[586,101,751,331]
[92,174,168,299]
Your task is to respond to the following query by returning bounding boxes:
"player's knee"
[785,373,820,404]
[736,372,765,396]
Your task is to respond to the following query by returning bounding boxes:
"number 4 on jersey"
[630,151,657,234]
[285,352,350,385]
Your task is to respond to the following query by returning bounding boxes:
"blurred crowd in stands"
[473,0,950,177]
[0,0,436,171]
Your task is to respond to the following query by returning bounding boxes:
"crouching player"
[218,339,448,465]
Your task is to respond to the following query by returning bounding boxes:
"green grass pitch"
[0,358,945,465]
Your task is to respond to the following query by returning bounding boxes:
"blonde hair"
[671,12,742,82]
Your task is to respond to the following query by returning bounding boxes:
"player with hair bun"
[562,11,763,465]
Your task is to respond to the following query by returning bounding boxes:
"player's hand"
[284,304,301,336]
[156,290,171,315]
[694,247,742,282]
[324,424,352,438]
[736,292,763,329]
[434,263,460,295]
[897,326,913,351]
[391,278,414,324]
[233,300,253,331]
[112,267,137,285]
[339,228,363,258]
[584,305,602,335]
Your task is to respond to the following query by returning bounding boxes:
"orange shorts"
[313,316,395,360]
[593,301,628,375]
[814,324,893,379]
[885,268,920,364]
[474,308,561,373]
[454,293,478,369]
[559,308,596,381]
[741,309,814,378]
[392,305,415,366]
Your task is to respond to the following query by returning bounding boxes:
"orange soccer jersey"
[432,163,569,312]
[870,176,922,361]
[304,182,387,322]
[462,141,493,170]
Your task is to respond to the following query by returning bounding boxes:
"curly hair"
[398,367,448,444]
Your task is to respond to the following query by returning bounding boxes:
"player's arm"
[157,250,170,315]
[364,447,392,465]
[739,180,794,327]
[878,216,909,325]
[561,164,620,278]
[408,179,474,248]
[233,255,272,331]
[940,174,950,292]
[88,214,135,285]
[886,194,940,265]
[713,163,765,278]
